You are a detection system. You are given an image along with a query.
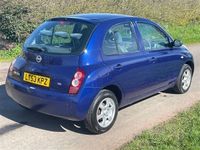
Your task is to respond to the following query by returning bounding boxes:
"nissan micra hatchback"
[6,13,194,134]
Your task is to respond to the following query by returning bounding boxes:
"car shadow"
[0,83,176,135]
[0,84,92,135]
[162,88,177,94]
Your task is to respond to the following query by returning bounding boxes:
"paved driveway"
[0,44,200,150]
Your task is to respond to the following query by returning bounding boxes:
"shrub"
[0,0,200,43]
[0,1,37,42]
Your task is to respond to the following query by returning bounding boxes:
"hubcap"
[96,98,116,128]
[181,69,192,91]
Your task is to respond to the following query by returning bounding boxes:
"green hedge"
[0,1,37,42]
[0,0,200,43]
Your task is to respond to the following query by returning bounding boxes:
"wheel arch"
[103,85,123,106]
[185,60,194,74]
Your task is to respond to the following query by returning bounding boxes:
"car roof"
[51,13,144,24]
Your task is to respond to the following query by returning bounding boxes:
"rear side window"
[24,20,95,55]
[137,23,170,51]
[103,22,138,55]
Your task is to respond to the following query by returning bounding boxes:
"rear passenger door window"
[103,22,138,55]
[137,23,170,51]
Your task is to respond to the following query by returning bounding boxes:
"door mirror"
[171,39,183,47]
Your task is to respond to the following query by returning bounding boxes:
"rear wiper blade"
[27,45,47,52]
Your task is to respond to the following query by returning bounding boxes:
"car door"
[102,21,153,106]
[136,21,183,90]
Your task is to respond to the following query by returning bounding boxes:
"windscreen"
[24,20,95,54]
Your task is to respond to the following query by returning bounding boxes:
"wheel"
[84,89,118,134]
[173,64,193,94]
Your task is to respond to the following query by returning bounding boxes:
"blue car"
[6,13,194,134]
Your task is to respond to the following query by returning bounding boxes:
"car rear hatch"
[21,51,79,93]
[9,18,95,93]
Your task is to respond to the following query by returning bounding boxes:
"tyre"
[173,64,193,94]
[18,104,30,110]
[84,89,118,134]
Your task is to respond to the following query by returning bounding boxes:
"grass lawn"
[165,23,200,44]
[121,102,200,150]
[0,45,21,62]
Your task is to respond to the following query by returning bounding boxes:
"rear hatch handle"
[27,45,47,53]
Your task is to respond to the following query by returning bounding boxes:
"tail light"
[9,59,16,72]
[9,64,14,72]
[69,68,85,94]
[8,59,16,76]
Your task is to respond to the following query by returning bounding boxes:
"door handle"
[114,64,123,70]
[149,57,157,63]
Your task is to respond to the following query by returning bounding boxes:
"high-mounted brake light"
[69,68,85,94]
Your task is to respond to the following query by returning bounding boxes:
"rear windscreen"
[24,20,95,54]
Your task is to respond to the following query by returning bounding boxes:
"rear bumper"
[6,77,100,121]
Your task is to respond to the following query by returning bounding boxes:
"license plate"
[23,72,50,87]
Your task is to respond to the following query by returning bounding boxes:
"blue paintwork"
[6,13,194,121]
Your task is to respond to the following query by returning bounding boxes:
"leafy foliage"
[0,1,36,42]
[0,0,200,42]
